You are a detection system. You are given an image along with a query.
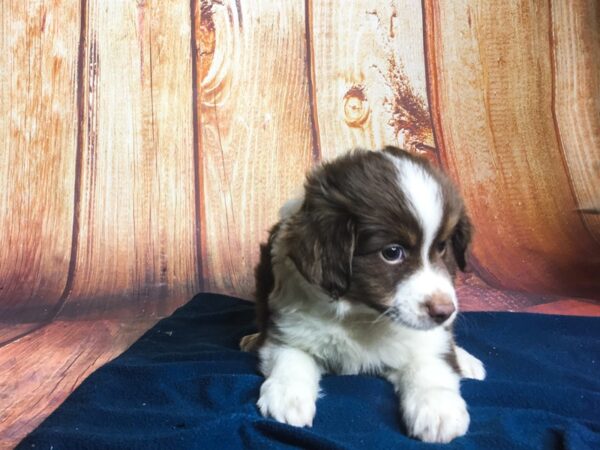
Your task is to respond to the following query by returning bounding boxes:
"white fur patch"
[456,346,486,380]
[258,378,318,427]
[383,154,456,327]
[402,388,470,443]
[386,352,467,443]
[257,343,321,427]
[394,158,443,259]
[391,268,458,329]
[266,255,454,375]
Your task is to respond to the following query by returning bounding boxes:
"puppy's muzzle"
[424,293,455,324]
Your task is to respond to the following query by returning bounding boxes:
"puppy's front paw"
[403,389,469,443]
[257,378,317,427]
[456,347,486,380]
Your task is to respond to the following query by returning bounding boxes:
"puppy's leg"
[387,356,469,443]
[257,342,321,427]
[240,333,260,352]
[455,346,486,380]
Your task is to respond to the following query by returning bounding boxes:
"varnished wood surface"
[0,1,80,333]
[311,0,437,163]
[523,299,600,316]
[551,0,600,238]
[58,0,199,321]
[0,318,154,449]
[195,0,314,297]
[424,0,600,298]
[2,0,597,323]
[1,0,599,446]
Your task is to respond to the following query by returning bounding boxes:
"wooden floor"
[456,273,600,316]
[2,279,598,449]
[0,318,155,448]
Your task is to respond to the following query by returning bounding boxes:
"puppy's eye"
[436,240,447,254]
[380,244,406,264]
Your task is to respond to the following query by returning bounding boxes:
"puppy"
[240,147,485,443]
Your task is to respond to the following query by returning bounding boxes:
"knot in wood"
[343,85,370,128]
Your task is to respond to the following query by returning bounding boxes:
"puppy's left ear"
[287,210,356,300]
[451,211,473,271]
[314,215,356,299]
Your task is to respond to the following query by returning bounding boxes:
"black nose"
[425,296,456,324]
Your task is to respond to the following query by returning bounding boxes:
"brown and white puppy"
[240,147,485,443]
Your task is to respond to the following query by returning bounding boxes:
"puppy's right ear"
[451,210,473,271]
[286,208,355,300]
[283,163,357,300]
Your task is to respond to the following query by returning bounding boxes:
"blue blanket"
[20,294,600,449]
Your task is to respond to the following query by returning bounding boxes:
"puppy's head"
[284,147,472,330]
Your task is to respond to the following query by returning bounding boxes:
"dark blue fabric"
[20,293,600,450]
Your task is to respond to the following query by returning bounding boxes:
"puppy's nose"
[424,295,455,324]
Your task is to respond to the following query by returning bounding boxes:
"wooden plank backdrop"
[551,0,600,238]
[0,1,80,340]
[0,0,599,446]
[195,0,314,296]
[311,0,438,163]
[423,0,600,298]
[59,0,199,320]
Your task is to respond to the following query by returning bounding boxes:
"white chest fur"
[275,307,451,375]
[269,259,452,376]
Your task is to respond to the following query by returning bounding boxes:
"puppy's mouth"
[380,306,455,330]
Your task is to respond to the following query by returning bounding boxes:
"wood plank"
[524,299,600,317]
[195,0,314,298]
[0,318,154,448]
[57,0,199,320]
[457,271,600,315]
[0,1,80,323]
[424,0,600,298]
[551,0,600,239]
[311,0,436,163]
[457,272,560,312]
[0,324,43,346]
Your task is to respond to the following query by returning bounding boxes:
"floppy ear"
[287,206,356,300]
[451,211,473,271]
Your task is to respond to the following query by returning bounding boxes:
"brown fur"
[250,147,472,372]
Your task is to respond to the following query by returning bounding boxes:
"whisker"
[372,307,395,324]
[350,307,394,325]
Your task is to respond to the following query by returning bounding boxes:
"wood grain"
[310,0,437,163]
[0,318,153,448]
[424,0,600,298]
[524,299,600,316]
[57,0,199,320]
[456,271,600,315]
[551,0,600,239]
[1,0,599,447]
[195,0,314,297]
[0,1,80,328]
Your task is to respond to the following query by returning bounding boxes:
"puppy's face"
[285,147,472,330]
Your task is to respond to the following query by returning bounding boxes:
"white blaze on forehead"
[384,154,457,328]
[385,155,443,258]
